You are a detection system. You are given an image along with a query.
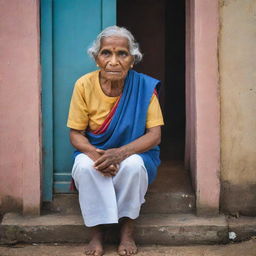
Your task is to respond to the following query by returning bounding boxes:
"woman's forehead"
[100,36,129,50]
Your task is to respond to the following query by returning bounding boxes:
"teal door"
[41,0,116,201]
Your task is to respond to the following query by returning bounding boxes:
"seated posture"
[67,26,164,256]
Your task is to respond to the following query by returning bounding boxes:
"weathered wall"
[189,0,220,215]
[219,0,256,215]
[0,0,41,215]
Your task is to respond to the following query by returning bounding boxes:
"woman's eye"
[118,51,128,57]
[100,50,111,56]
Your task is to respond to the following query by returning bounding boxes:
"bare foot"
[85,226,104,256]
[118,218,138,255]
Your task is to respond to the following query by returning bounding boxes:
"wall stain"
[221,181,256,216]
[0,195,22,215]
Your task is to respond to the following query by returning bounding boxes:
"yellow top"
[67,70,164,131]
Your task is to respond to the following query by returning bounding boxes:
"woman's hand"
[94,126,161,171]
[100,163,120,177]
[70,129,121,177]
[94,148,127,171]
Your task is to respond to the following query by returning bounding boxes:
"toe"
[84,247,92,255]
[94,250,103,256]
[132,247,137,254]
[118,249,127,256]
[128,249,133,255]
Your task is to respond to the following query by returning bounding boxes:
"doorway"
[117,0,195,213]
[118,0,185,160]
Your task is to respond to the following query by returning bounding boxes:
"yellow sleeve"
[146,94,164,129]
[67,79,89,130]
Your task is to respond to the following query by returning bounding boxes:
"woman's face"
[96,36,134,82]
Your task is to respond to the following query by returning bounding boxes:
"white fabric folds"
[72,153,148,227]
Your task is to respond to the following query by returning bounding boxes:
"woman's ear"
[94,55,100,67]
[95,58,100,67]
[130,59,135,69]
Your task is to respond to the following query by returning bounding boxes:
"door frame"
[185,0,220,215]
[40,0,221,214]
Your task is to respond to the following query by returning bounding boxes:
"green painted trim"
[41,0,53,201]
[102,0,116,29]
[54,173,72,182]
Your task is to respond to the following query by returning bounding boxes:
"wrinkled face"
[96,36,134,81]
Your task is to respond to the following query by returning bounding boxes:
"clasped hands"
[94,148,126,177]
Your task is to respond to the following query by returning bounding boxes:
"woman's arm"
[94,126,161,171]
[70,129,118,176]
[70,128,101,161]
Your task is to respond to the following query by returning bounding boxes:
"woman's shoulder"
[130,70,159,84]
[76,70,99,84]
[75,70,99,92]
[129,70,160,91]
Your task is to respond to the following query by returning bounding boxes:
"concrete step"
[1,241,256,256]
[45,161,195,214]
[0,213,228,245]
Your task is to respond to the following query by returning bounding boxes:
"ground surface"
[0,240,256,256]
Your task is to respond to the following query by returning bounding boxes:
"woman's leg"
[113,154,148,220]
[72,154,119,255]
[72,153,119,227]
[112,154,148,255]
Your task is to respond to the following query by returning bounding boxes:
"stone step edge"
[0,213,230,245]
[46,192,196,214]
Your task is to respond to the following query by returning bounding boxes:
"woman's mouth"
[106,71,121,74]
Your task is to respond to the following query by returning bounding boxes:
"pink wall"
[0,0,41,215]
[186,0,220,215]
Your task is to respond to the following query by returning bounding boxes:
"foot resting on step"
[84,225,104,256]
[118,218,138,255]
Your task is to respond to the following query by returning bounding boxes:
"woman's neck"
[99,76,124,97]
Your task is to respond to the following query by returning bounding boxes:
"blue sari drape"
[74,70,161,184]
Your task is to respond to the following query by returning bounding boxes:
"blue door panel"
[53,0,102,190]
[41,0,116,199]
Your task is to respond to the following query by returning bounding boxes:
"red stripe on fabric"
[153,89,158,96]
[91,95,121,135]
[70,178,77,191]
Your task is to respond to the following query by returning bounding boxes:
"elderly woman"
[67,26,164,256]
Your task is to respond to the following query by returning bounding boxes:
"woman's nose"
[109,54,118,65]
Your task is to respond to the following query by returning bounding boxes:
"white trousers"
[72,153,148,227]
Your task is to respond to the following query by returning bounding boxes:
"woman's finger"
[94,154,117,169]
[95,160,111,171]
[94,155,107,167]
[110,164,119,175]
[109,164,116,170]
[96,148,105,155]
[99,166,116,176]
[97,164,119,176]
[101,170,112,177]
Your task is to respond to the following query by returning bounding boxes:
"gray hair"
[87,26,143,64]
